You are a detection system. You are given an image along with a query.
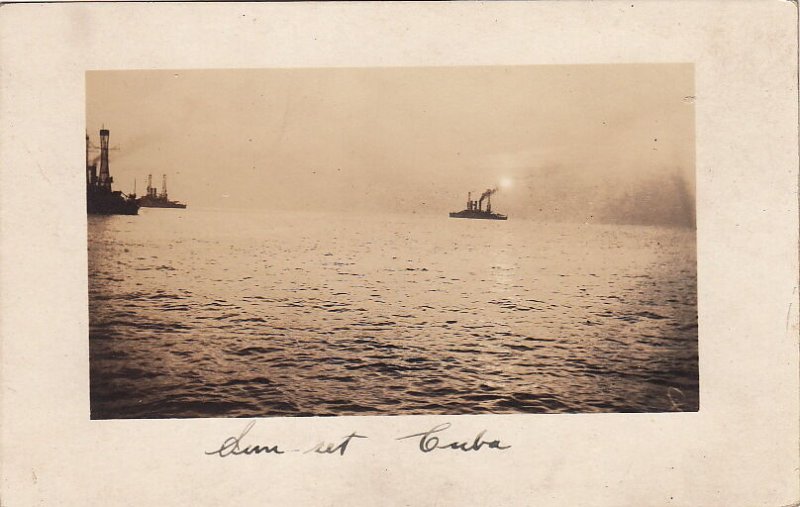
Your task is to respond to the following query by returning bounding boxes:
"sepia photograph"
[87,64,698,419]
[3,2,798,506]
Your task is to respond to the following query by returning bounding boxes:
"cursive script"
[304,432,367,455]
[205,421,286,457]
[205,421,367,458]
[397,423,511,453]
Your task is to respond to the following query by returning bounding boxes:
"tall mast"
[98,129,111,190]
[85,132,90,185]
[161,174,167,198]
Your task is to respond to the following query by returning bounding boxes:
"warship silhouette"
[449,188,507,220]
[138,174,187,209]
[86,129,139,215]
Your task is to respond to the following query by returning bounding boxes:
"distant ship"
[86,129,139,215]
[138,174,187,209]
[449,188,507,220]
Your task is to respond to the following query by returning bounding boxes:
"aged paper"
[1,2,798,505]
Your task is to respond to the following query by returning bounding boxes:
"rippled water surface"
[89,208,698,418]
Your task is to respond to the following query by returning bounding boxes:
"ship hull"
[87,189,139,215]
[138,197,187,209]
[139,202,187,209]
[449,210,507,220]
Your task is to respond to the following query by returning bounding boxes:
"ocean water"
[89,208,698,419]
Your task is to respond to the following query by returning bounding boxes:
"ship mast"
[98,129,112,191]
[146,174,155,198]
[161,174,168,199]
[85,132,91,186]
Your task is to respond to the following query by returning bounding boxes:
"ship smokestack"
[478,187,497,211]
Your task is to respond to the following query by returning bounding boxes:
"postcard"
[1,2,797,506]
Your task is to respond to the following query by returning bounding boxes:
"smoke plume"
[478,187,498,208]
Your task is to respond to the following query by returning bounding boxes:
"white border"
[1,2,797,505]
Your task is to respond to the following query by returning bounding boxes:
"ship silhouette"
[138,174,187,209]
[86,129,139,215]
[449,188,507,220]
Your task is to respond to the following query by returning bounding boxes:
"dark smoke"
[478,187,497,208]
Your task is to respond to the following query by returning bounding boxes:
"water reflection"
[89,209,698,418]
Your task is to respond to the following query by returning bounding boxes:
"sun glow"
[499,177,514,190]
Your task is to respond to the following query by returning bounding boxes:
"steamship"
[138,174,187,209]
[86,129,139,215]
[449,189,508,220]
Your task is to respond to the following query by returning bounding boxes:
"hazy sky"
[87,64,694,226]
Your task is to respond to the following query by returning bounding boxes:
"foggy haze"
[86,64,695,226]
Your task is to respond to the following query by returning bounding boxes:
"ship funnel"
[477,187,497,210]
